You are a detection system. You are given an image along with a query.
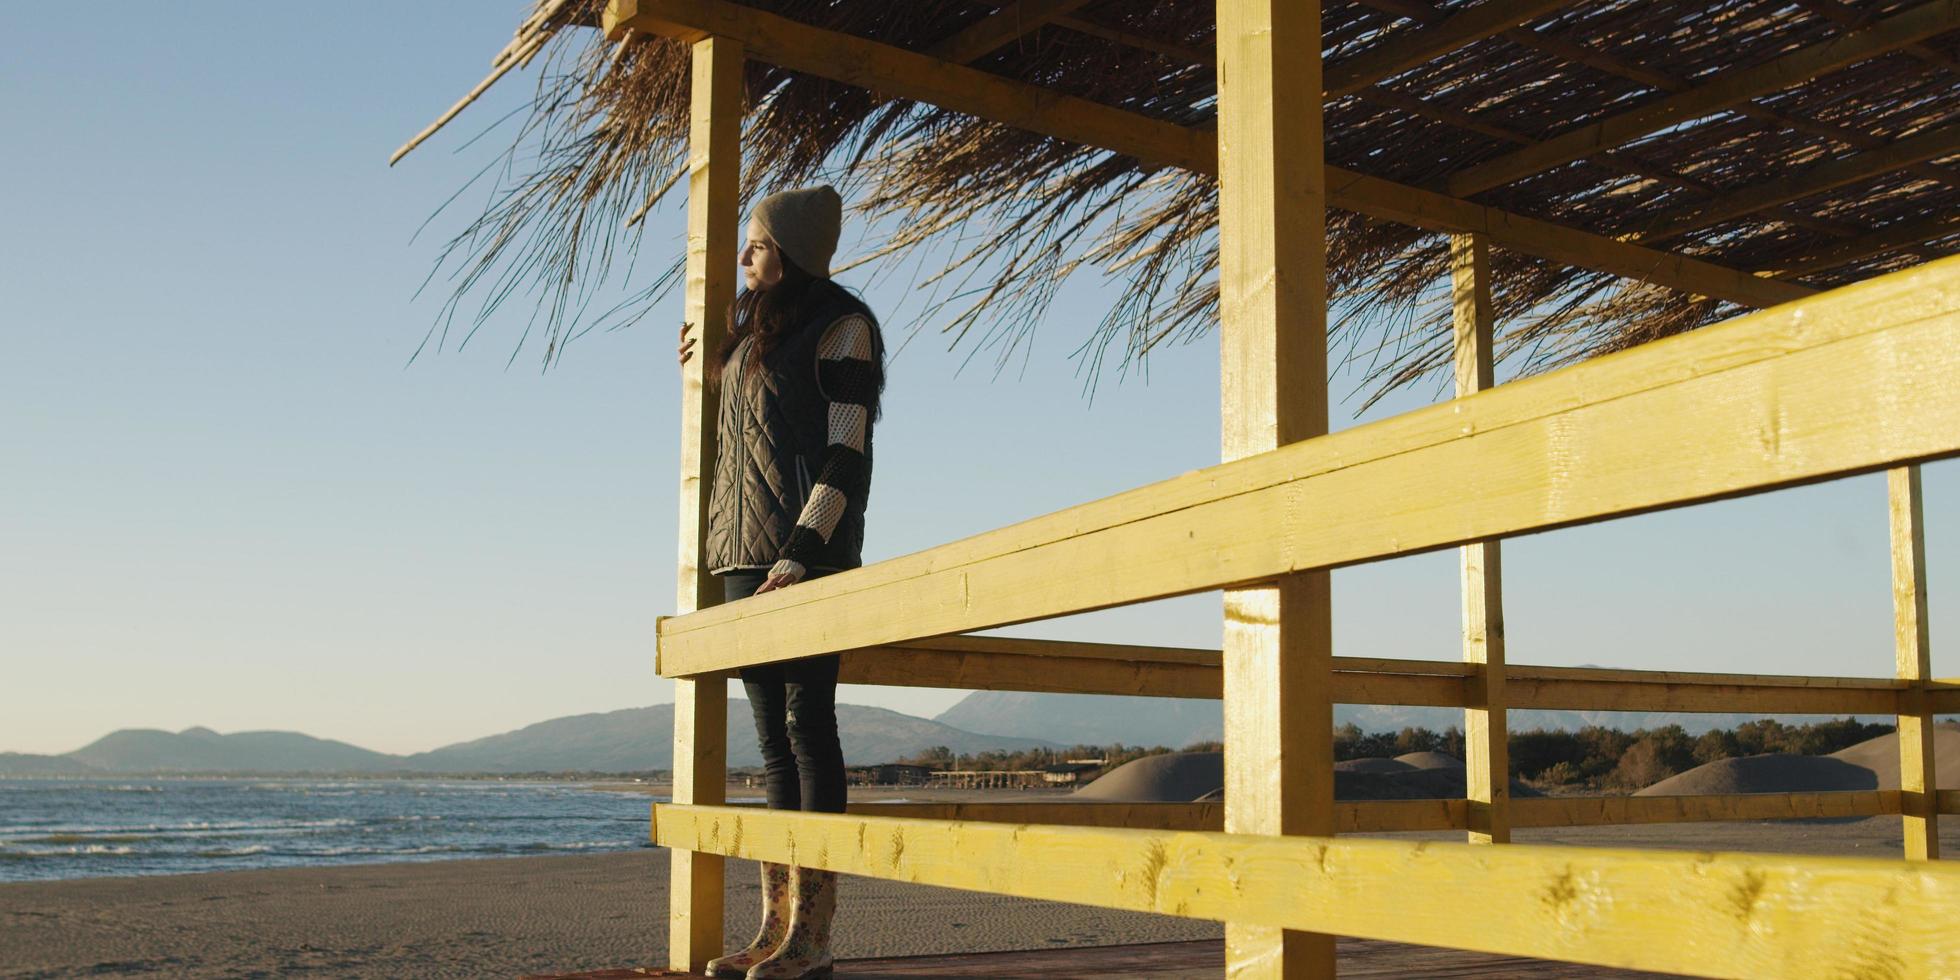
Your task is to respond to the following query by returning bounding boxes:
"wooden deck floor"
[525,938,1678,978]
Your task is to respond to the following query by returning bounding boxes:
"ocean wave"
[304,844,475,856]
[1,817,360,837]
[192,845,269,858]
[10,834,153,846]
[0,844,137,858]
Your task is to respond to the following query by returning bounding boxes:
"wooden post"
[1889,465,1938,860]
[668,32,743,974]
[1216,0,1334,976]
[1451,232,1510,845]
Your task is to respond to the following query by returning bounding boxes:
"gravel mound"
[1635,753,1876,796]
[1829,723,1960,790]
[1394,751,1466,771]
[1336,757,1417,774]
[1077,751,1535,802]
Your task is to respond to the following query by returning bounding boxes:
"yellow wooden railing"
[618,0,1960,974]
[653,253,1960,979]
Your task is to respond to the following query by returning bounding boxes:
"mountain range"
[1,702,1048,775]
[5,690,1888,776]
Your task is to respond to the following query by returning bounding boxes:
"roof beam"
[930,0,1095,64]
[1323,0,1568,98]
[1796,0,1960,74]
[1763,213,1960,278]
[605,0,1809,308]
[1444,0,1960,197]
[1052,14,1215,65]
[1632,122,1960,245]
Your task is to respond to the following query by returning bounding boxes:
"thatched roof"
[405,0,1960,403]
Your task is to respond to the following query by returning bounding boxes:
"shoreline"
[0,850,1222,979]
[7,818,1958,978]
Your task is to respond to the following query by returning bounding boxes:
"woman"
[677,184,884,980]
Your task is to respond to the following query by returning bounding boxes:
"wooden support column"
[1451,233,1509,845]
[667,32,742,974]
[1889,465,1939,860]
[1216,1,1335,976]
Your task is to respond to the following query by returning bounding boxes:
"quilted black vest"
[704,291,873,574]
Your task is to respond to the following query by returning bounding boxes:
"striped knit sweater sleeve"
[771,313,876,581]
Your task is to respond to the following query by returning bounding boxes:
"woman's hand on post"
[754,571,800,594]
[677,321,696,366]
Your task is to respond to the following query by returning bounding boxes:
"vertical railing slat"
[1889,464,1939,860]
[1452,232,1510,845]
[668,32,744,973]
[1215,0,1335,975]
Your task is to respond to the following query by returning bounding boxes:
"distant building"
[847,763,933,786]
[1042,761,1104,786]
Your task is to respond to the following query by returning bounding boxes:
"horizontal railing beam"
[838,794,1896,832]
[844,800,1459,834]
[1506,676,1902,715]
[832,636,1906,712]
[837,641,1465,703]
[1926,682,1960,714]
[651,803,1960,977]
[1511,790,1899,827]
[720,792,1899,836]
[659,258,1960,676]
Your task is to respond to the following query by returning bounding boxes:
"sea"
[0,777,671,882]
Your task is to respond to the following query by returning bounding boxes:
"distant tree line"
[890,717,1894,793]
[1510,717,1893,791]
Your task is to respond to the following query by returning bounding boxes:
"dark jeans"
[721,571,847,814]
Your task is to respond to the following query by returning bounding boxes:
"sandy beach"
[6,813,1958,978]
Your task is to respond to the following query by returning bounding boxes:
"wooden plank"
[651,803,1960,978]
[1453,232,1510,845]
[1940,790,1960,814]
[1444,0,1960,196]
[663,33,741,976]
[1216,0,1335,972]
[929,0,1092,64]
[1323,0,1568,98]
[1511,791,1900,828]
[1891,465,1939,860]
[1634,122,1960,245]
[603,0,1810,309]
[657,256,1960,675]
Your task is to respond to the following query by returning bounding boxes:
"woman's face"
[739,218,784,291]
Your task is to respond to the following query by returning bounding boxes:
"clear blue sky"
[2,3,1952,756]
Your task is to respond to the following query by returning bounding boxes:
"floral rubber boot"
[745,866,836,979]
[705,862,791,978]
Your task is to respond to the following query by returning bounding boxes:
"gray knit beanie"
[751,185,842,278]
